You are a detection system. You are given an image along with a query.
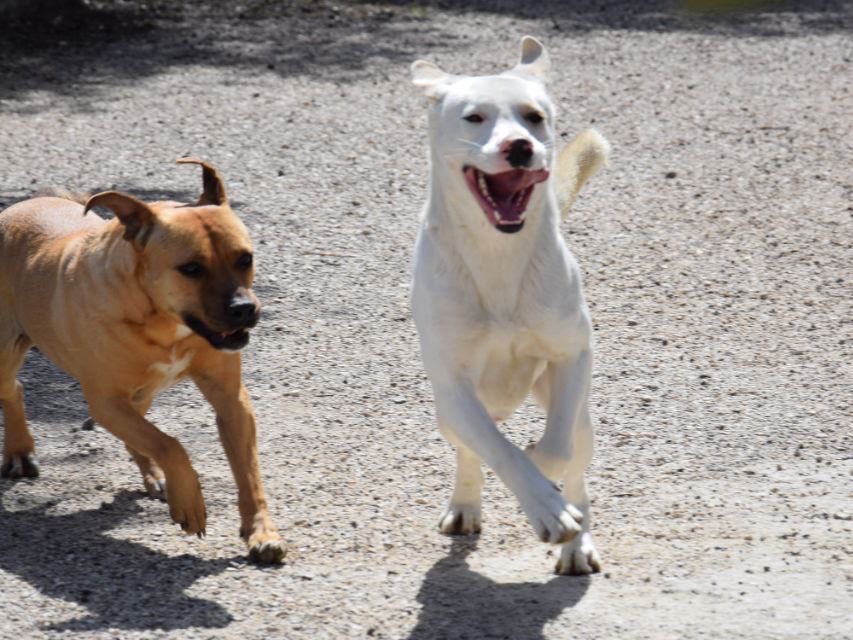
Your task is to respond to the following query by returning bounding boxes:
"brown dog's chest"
[124,321,204,404]
[131,345,195,404]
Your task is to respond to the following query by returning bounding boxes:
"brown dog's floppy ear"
[176,157,228,206]
[510,36,550,81]
[83,191,155,246]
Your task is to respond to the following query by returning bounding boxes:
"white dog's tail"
[554,128,610,218]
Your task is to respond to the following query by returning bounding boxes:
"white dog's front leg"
[528,350,601,574]
[437,435,483,535]
[434,383,582,544]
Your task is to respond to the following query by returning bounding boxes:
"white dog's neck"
[424,159,560,316]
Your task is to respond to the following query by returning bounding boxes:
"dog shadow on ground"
[0,483,235,632]
[407,538,590,640]
[9,349,88,427]
[0,1,848,103]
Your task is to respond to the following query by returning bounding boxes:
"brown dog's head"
[83,159,260,352]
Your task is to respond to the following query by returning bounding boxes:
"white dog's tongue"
[485,168,549,221]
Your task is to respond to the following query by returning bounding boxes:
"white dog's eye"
[525,111,545,125]
[463,113,484,124]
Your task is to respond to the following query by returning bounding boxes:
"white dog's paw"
[516,476,583,544]
[438,502,482,535]
[555,532,601,575]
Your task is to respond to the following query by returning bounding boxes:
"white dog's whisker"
[455,138,483,148]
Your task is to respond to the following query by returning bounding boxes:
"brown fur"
[0,159,284,563]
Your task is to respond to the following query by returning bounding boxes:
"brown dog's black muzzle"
[225,291,260,330]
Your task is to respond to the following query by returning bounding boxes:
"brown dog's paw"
[142,473,167,502]
[166,472,207,536]
[248,538,286,565]
[1,453,40,479]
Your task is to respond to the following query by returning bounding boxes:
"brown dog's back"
[0,197,105,314]
[0,196,104,247]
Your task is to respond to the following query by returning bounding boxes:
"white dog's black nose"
[505,139,533,168]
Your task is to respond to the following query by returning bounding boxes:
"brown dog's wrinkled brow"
[176,157,228,207]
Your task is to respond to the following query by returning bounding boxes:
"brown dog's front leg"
[86,394,206,535]
[191,353,285,564]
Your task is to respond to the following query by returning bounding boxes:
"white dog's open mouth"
[464,166,549,234]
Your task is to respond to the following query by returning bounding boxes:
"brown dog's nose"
[227,298,260,328]
[504,139,533,168]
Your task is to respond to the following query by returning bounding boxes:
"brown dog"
[0,159,284,563]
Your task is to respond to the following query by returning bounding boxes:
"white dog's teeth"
[478,175,495,202]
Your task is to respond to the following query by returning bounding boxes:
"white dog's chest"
[464,321,572,419]
[474,345,546,419]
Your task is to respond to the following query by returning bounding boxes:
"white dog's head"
[412,37,555,234]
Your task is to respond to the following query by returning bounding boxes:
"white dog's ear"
[411,60,452,99]
[512,36,550,81]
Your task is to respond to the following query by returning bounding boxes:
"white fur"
[174,323,193,340]
[410,37,607,574]
[149,348,193,396]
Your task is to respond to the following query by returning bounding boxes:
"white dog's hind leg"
[528,351,602,574]
[555,409,600,575]
[527,350,591,483]
[438,436,483,535]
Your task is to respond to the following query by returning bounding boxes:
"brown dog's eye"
[464,113,484,123]
[177,261,205,278]
[525,111,544,124]
[236,253,253,270]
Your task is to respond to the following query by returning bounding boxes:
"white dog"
[410,36,609,574]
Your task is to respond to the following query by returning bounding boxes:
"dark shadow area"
[0,484,235,631]
[14,350,88,427]
[0,0,451,102]
[366,0,852,33]
[408,538,590,640]
[0,1,849,102]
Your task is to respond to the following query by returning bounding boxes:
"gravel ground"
[0,1,850,638]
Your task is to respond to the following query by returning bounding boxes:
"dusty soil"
[0,1,850,638]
